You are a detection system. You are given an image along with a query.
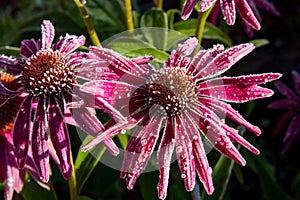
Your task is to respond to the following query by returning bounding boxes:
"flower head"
[181,0,279,31]
[0,71,49,200]
[0,20,124,182]
[81,38,281,199]
[268,71,300,151]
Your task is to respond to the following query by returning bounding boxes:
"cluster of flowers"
[1,0,296,199]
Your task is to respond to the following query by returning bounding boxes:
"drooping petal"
[13,95,32,168]
[199,97,261,135]
[220,0,236,25]
[174,115,196,191]
[254,0,280,16]
[198,84,274,103]
[292,71,300,96]
[0,82,20,99]
[164,37,197,68]
[157,117,175,200]
[32,95,50,182]
[194,43,255,80]
[20,39,38,58]
[53,34,86,55]
[283,114,300,143]
[124,115,163,190]
[41,20,55,49]
[181,0,199,20]
[236,0,261,30]
[199,0,217,12]
[0,55,23,75]
[274,81,299,101]
[48,96,72,179]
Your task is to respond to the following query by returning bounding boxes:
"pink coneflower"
[0,20,124,182]
[268,71,300,151]
[80,38,281,199]
[0,71,49,200]
[181,0,279,31]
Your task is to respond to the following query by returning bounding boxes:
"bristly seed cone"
[21,49,75,96]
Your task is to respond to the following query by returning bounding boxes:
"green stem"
[194,6,214,48]
[73,0,101,46]
[124,0,134,33]
[68,152,77,200]
[155,0,163,9]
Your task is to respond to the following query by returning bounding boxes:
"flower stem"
[155,0,163,9]
[124,0,134,33]
[68,152,77,200]
[195,6,214,46]
[73,0,101,46]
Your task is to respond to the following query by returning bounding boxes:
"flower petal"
[195,43,255,80]
[157,117,175,200]
[181,0,199,20]
[41,20,55,49]
[174,115,196,191]
[268,99,299,110]
[53,34,86,55]
[199,97,261,135]
[32,95,50,182]
[292,71,300,96]
[220,0,236,25]
[0,55,23,75]
[13,95,32,168]
[0,82,20,99]
[164,37,197,68]
[198,85,274,103]
[124,115,163,190]
[48,96,72,179]
[254,0,280,16]
[199,0,217,12]
[236,0,261,30]
[274,81,299,101]
[20,39,38,58]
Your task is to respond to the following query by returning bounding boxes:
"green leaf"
[104,36,169,63]
[140,8,168,49]
[243,148,291,200]
[249,39,269,48]
[78,196,94,200]
[174,20,233,46]
[233,165,244,185]
[117,133,128,150]
[0,46,21,57]
[20,177,57,200]
[75,135,106,193]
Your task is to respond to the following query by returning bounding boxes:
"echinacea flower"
[80,38,281,199]
[208,0,279,37]
[268,71,300,151]
[0,20,125,182]
[0,71,49,200]
[181,0,278,30]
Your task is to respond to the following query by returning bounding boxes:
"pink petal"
[199,97,261,135]
[268,99,299,110]
[53,34,86,55]
[0,55,23,75]
[164,37,197,68]
[181,0,199,20]
[220,0,236,25]
[223,124,260,154]
[157,117,175,200]
[198,85,274,103]
[274,81,299,101]
[236,0,261,30]
[199,0,217,12]
[174,115,196,191]
[0,82,20,99]
[182,113,214,194]
[41,20,55,49]
[283,114,300,143]
[124,115,163,190]
[198,73,282,87]
[48,96,72,179]
[131,55,154,65]
[292,71,300,96]
[20,39,38,58]
[13,95,32,168]
[208,1,221,24]
[32,95,50,182]
[195,43,255,80]
[89,47,146,77]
